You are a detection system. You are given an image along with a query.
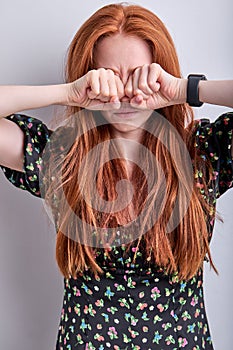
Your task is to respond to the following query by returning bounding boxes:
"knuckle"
[134,66,141,74]
[88,70,96,78]
[148,79,155,89]
[97,67,106,74]
[100,90,109,97]
[106,69,114,76]
[138,82,147,90]
[125,85,132,94]
[151,62,160,71]
[89,69,97,73]
[134,88,143,95]
[91,90,99,97]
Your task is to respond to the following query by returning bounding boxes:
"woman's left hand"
[124,63,187,109]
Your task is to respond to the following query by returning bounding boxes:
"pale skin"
[0,33,233,174]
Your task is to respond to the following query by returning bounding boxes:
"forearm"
[0,84,71,118]
[175,79,233,108]
[199,80,233,108]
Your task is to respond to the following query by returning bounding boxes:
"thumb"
[130,94,144,108]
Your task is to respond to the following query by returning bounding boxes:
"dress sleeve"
[194,112,233,198]
[0,114,51,197]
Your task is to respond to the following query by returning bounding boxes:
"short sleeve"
[194,112,233,198]
[0,114,51,197]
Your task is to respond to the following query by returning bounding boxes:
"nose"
[119,73,132,103]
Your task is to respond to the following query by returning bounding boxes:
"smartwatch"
[187,74,207,107]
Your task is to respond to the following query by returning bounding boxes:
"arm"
[0,70,123,171]
[0,84,70,118]
[188,79,233,158]
[123,64,233,109]
[125,65,233,157]
[187,79,233,159]
[0,69,124,118]
[0,118,25,171]
[199,80,233,108]
[0,84,70,171]
[178,79,233,158]
[174,79,233,108]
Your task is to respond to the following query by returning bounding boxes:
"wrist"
[198,80,208,104]
[175,78,188,105]
[44,84,71,106]
[58,83,72,106]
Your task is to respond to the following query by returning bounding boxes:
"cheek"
[100,111,111,124]
[140,111,154,123]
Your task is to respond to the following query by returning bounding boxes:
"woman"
[0,3,232,349]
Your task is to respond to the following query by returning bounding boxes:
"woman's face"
[94,33,154,139]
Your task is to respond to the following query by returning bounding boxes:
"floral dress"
[1,112,233,350]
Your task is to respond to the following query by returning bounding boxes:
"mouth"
[113,109,139,118]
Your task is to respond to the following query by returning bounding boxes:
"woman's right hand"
[67,68,125,110]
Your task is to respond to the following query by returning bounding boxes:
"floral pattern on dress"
[1,112,233,350]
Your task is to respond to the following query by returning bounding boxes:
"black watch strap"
[187,74,207,107]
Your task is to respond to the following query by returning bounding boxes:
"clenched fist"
[67,64,187,110]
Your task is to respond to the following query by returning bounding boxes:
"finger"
[132,67,150,99]
[124,74,134,98]
[130,95,147,110]
[87,70,100,99]
[107,70,118,98]
[132,68,141,95]
[98,68,110,101]
[138,64,154,95]
[148,63,161,92]
[98,69,121,102]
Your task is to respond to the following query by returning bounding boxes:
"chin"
[111,123,141,133]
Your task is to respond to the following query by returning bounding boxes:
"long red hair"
[45,3,220,281]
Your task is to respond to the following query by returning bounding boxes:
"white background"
[0,1,232,349]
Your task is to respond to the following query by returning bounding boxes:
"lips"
[113,109,139,117]
[113,110,138,118]
[114,109,137,114]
